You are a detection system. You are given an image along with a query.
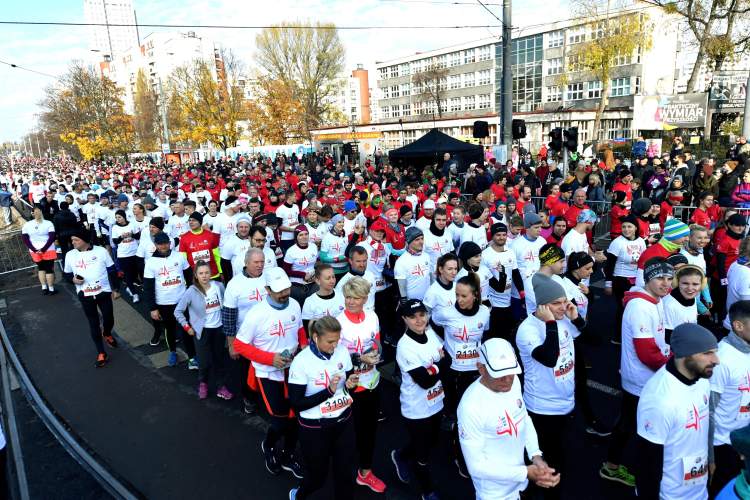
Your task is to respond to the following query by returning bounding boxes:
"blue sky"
[0,0,562,144]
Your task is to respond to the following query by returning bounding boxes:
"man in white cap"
[416,199,436,232]
[459,338,560,500]
[634,323,719,500]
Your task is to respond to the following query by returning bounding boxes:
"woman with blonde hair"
[22,208,58,295]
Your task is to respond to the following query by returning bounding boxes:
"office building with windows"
[83,0,140,62]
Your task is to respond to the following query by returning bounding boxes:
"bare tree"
[411,63,450,119]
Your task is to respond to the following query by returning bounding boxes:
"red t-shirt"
[550,198,568,220]
[610,205,629,237]
[637,218,651,240]
[384,223,405,251]
[712,234,741,279]
[612,181,633,210]
[659,201,674,228]
[178,229,220,276]
[707,205,723,225]
[689,208,711,229]
[564,204,590,230]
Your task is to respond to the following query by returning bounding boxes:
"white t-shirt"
[482,246,517,308]
[361,240,391,291]
[203,212,220,231]
[710,338,750,446]
[394,251,433,300]
[204,282,222,328]
[81,202,99,226]
[662,293,697,330]
[680,247,707,274]
[423,280,456,316]
[516,314,578,415]
[415,216,432,232]
[447,222,464,247]
[459,223,488,251]
[723,262,750,330]
[637,366,710,500]
[343,213,367,238]
[288,344,354,420]
[607,236,646,278]
[21,219,54,250]
[396,328,445,419]
[276,203,300,241]
[64,246,114,296]
[307,223,328,245]
[335,310,381,390]
[167,214,190,240]
[284,244,319,285]
[223,272,268,332]
[224,235,252,277]
[423,230,454,273]
[111,223,138,258]
[143,253,190,305]
[621,287,669,397]
[321,231,348,269]
[301,291,346,320]
[456,265,493,302]
[560,229,589,274]
[562,276,589,319]
[511,235,546,299]
[132,216,152,236]
[96,206,113,234]
[136,236,174,260]
[335,271,377,311]
[212,212,242,259]
[458,377,541,500]
[431,304,490,372]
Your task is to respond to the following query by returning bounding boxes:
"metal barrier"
[0,230,36,275]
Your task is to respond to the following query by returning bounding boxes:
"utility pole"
[562,127,568,180]
[502,0,512,146]
[158,77,170,150]
[36,136,42,158]
[743,71,750,137]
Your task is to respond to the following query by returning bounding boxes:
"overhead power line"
[379,0,504,5]
[0,21,504,30]
[0,60,58,79]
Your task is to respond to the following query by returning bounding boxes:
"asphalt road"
[0,263,647,500]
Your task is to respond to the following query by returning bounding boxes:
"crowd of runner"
[1,148,748,500]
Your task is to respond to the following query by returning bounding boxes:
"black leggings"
[612,277,633,339]
[220,258,233,285]
[118,255,137,294]
[606,390,639,465]
[711,276,729,325]
[36,259,54,272]
[444,369,479,468]
[351,386,380,471]
[138,258,160,334]
[297,412,355,500]
[194,326,225,388]
[259,378,299,459]
[237,354,258,402]
[157,304,196,359]
[78,291,114,354]
[400,412,442,495]
[488,306,513,342]
[374,286,397,339]
[528,411,568,500]
[59,234,73,263]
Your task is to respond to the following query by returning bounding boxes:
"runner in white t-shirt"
[723,256,750,330]
[424,253,458,333]
[21,210,57,294]
[662,265,702,333]
[510,214,546,319]
[422,208,454,274]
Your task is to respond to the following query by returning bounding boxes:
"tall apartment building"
[676,51,750,93]
[100,31,222,113]
[83,0,140,61]
[373,1,682,148]
[322,65,371,124]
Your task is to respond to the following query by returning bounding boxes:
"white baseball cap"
[479,338,522,377]
[264,267,292,292]
[423,200,436,210]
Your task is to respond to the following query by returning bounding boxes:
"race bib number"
[274,246,283,259]
[192,249,210,262]
[355,364,379,388]
[205,295,220,311]
[83,280,102,297]
[319,389,353,418]
[738,392,750,420]
[375,279,385,289]
[158,275,183,288]
[427,380,445,407]
[682,454,708,486]
[554,352,574,383]
[455,342,480,366]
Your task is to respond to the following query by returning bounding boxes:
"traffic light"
[512,119,527,140]
[548,128,563,152]
[564,127,579,152]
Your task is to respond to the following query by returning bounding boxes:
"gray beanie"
[143,195,155,206]
[523,203,537,214]
[532,273,566,306]
[524,212,543,229]
[405,226,424,246]
[670,323,718,358]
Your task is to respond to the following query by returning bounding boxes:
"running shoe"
[392,371,402,386]
[262,439,281,475]
[217,386,234,400]
[95,353,108,368]
[356,470,386,493]
[42,289,49,295]
[150,333,161,346]
[281,456,307,478]
[383,335,394,346]
[188,358,199,370]
[378,411,387,422]
[48,289,58,296]
[126,288,133,296]
[441,413,456,431]
[391,450,411,483]
[102,331,118,349]
[198,382,208,399]
[168,351,178,367]
[132,294,140,304]
[455,459,470,479]
[289,489,298,500]
[423,493,439,500]
[244,398,257,414]
[599,463,635,486]
[586,419,612,437]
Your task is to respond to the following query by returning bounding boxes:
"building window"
[450,97,461,111]
[587,81,602,98]
[413,102,423,115]
[578,121,590,141]
[464,48,476,64]
[611,77,631,96]
[350,81,357,89]
[567,55,583,72]
[546,86,561,102]
[635,45,643,64]
[450,75,461,89]
[351,90,357,99]
[390,65,399,78]
[382,86,390,99]
[548,30,564,47]
[478,45,491,61]
[634,77,641,94]
[568,26,585,44]
[623,119,632,138]
[547,57,563,75]
[351,107,357,113]
[436,55,447,69]
[403,130,416,145]
[382,106,390,118]
[393,105,401,117]
[401,83,410,96]
[613,50,632,66]
[589,21,605,40]
[391,85,400,98]
[566,83,583,100]
[608,119,619,139]
[401,62,410,75]
[464,72,475,87]
[450,52,461,67]
[402,103,411,115]
[412,60,422,74]
[464,96,476,110]
[509,34,544,112]
[438,77,447,91]
[478,70,491,85]
[478,94,491,109]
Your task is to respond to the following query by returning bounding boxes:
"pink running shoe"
[357,470,386,493]
[217,386,234,400]
[198,382,208,399]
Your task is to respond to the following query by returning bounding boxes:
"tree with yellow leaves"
[37,60,136,159]
[132,68,161,153]
[245,75,304,145]
[167,47,247,153]
[563,0,654,141]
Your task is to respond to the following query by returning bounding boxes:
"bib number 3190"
[320,390,353,417]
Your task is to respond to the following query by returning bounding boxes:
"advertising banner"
[633,93,709,130]
[710,72,747,113]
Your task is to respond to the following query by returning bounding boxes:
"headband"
[570,254,595,270]
[385,208,399,218]
[644,261,674,283]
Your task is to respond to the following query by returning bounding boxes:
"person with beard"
[711,213,747,326]
[634,323,718,500]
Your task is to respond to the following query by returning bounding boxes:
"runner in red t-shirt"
[689,191,715,231]
[178,212,222,279]
[550,184,573,223]
[659,191,683,227]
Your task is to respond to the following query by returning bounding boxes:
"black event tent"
[387,129,484,174]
